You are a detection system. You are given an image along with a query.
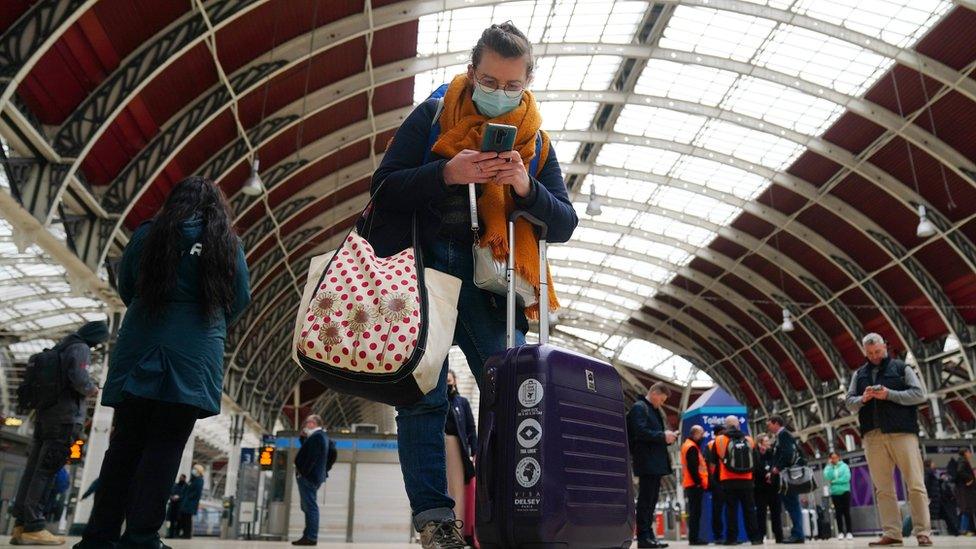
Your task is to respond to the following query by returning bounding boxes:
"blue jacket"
[626,397,673,476]
[295,429,330,485]
[102,219,251,417]
[180,475,204,514]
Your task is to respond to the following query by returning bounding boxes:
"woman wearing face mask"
[364,21,578,549]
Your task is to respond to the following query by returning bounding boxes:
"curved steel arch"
[554,130,961,366]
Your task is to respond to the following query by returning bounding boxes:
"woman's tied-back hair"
[138,176,239,321]
[472,21,535,75]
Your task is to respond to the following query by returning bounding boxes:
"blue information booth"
[680,387,750,543]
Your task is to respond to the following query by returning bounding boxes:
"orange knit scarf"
[430,74,559,318]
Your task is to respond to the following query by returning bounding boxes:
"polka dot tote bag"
[292,218,461,406]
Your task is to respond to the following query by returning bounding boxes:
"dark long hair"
[137,176,239,320]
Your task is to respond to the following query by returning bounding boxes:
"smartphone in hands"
[481,123,517,154]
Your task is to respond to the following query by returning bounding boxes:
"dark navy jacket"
[361,98,578,257]
[772,427,800,470]
[626,397,673,476]
[295,429,330,485]
[448,393,477,459]
[179,475,204,515]
[36,334,97,425]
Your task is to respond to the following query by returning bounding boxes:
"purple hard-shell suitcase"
[475,212,635,548]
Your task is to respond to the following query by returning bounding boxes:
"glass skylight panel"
[652,186,737,224]
[591,175,659,203]
[596,144,681,175]
[560,326,608,346]
[538,101,600,131]
[659,7,777,63]
[754,25,891,96]
[620,339,673,371]
[614,105,707,144]
[545,0,649,44]
[533,55,622,92]
[574,227,621,246]
[721,76,845,136]
[413,64,468,105]
[553,140,580,163]
[790,0,953,48]
[635,60,739,108]
[618,236,691,265]
[694,120,805,170]
[670,156,769,200]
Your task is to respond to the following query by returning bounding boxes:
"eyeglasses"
[475,74,525,99]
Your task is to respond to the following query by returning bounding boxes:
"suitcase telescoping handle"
[507,211,549,348]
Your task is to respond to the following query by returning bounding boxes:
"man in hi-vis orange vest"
[713,416,761,545]
[680,425,709,546]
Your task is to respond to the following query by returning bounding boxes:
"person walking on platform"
[166,474,187,539]
[924,460,958,536]
[681,425,709,546]
[767,416,804,544]
[10,320,107,546]
[628,382,677,548]
[823,452,853,540]
[293,414,331,546]
[74,176,251,549]
[708,425,728,543]
[845,333,931,547]
[956,449,976,535]
[754,434,782,543]
[713,416,761,545]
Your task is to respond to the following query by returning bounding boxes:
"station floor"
[2,537,971,548]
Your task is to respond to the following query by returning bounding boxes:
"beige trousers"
[862,430,930,539]
[445,435,466,522]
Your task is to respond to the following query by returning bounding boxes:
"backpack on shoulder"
[16,347,64,414]
[722,432,755,473]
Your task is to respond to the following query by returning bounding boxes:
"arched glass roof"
[407,0,954,384]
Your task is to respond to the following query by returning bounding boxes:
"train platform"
[1,537,971,548]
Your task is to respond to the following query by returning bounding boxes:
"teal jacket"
[101,219,251,417]
[823,460,852,496]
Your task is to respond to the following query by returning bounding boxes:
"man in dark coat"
[293,414,330,546]
[754,434,783,543]
[924,460,958,536]
[627,382,676,549]
[167,474,188,538]
[10,320,107,545]
[707,425,727,543]
[767,415,804,544]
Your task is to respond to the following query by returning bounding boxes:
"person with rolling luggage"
[365,20,578,549]
[628,383,678,548]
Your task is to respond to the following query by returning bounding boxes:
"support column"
[71,342,114,531]
[178,433,196,481]
[825,423,835,453]
[929,395,946,439]
[224,414,245,499]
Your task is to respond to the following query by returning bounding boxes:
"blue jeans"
[781,491,804,540]
[296,476,321,541]
[397,237,525,531]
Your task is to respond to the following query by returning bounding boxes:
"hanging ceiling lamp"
[781,308,795,333]
[241,156,264,196]
[915,204,936,238]
[585,184,602,216]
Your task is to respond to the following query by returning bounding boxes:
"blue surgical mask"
[472,84,523,118]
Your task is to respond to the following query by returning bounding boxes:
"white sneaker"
[838,534,845,541]
[846,533,854,540]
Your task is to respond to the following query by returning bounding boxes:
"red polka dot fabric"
[298,232,421,374]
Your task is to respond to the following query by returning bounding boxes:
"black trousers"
[178,512,194,538]
[723,483,759,543]
[11,422,79,532]
[831,492,853,535]
[78,398,198,548]
[685,486,704,543]
[755,488,783,542]
[930,504,959,536]
[637,474,663,539]
[710,482,726,540]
